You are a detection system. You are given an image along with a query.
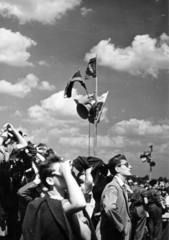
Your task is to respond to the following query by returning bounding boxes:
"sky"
[0,0,168,178]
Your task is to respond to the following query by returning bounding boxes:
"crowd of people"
[0,123,168,240]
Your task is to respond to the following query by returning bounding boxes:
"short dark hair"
[39,153,62,188]
[37,143,47,148]
[137,178,146,186]
[149,179,157,187]
[44,148,55,158]
[108,154,126,176]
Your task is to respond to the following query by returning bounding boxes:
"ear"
[46,177,54,186]
[115,166,120,173]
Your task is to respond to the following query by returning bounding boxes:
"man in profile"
[22,153,87,240]
[97,154,132,240]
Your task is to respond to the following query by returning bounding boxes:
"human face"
[37,146,47,155]
[116,159,132,177]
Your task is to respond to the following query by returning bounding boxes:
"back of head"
[108,154,126,176]
[137,178,146,186]
[38,153,63,188]
[37,143,47,148]
[149,179,157,187]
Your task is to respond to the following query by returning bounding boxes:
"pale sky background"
[0,0,168,178]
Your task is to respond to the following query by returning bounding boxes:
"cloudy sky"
[0,0,168,178]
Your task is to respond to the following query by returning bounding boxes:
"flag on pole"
[95,91,109,123]
[140,145,153,163]
[64,70,87,98]
[85,57,96,79]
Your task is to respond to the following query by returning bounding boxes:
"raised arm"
[60,160,86,215]
[4,123,27,150]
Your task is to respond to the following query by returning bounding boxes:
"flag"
[140,145,153,163]
[140,151,149,163]
[64,70,87,98]
[95,91,109,123]
[85,57,96,79]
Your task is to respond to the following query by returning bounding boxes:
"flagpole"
[93,55,98,157]
[149,164,152,181]
[94,117,97,157]
[84,56,98,157]
[88,121,90,156]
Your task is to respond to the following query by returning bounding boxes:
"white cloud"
[0,0,81,24]
[59,135,89,148]
[0,74,55,97]
[40,89,80,116]
[49,127,80,137]
[0,28,36,67]
[14,110,23,117]
[25,128,49,145]
[37,81,55,91]
[111,119,169,136]
[27,89,84,126]
[108,119,169,158]
[85,33,169,78]
[80,7,92,16]
[38,60,50,67]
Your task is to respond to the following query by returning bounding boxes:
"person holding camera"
[0,123,27,239]
[21,153,89,240]
[0,123,27,163]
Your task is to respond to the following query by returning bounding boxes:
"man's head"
[38,153,66,190]
[137,178,146,187]
[149,179,158,188]
[159,181,165,189]
[128,179,134,187]
[108,154,132,178]
[37,143,47,156]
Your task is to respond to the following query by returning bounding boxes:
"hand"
[33,174,41,185]
[122,225,127,237]
[60,160,72,177]
[3,123,15,133]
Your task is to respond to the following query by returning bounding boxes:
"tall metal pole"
[94,118,97,157]
[93,72,98,156]
[88,121,90,156]
[149,164,152,181]
[149,147,153,180]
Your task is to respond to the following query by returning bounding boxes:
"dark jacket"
[21,195,74,240]
[17,181,40,222]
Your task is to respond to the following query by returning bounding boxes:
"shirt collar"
[115,175,125,187]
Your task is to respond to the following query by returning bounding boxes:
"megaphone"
[75,95,97,124]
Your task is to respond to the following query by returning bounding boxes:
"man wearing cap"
[96,154,132,240]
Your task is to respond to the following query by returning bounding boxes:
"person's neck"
[116,174,126,183]
[47,187,65,199]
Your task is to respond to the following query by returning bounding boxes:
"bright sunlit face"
[116,159,132,177]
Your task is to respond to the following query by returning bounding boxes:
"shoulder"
[102,179,120,194]
[27,197,45,209]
